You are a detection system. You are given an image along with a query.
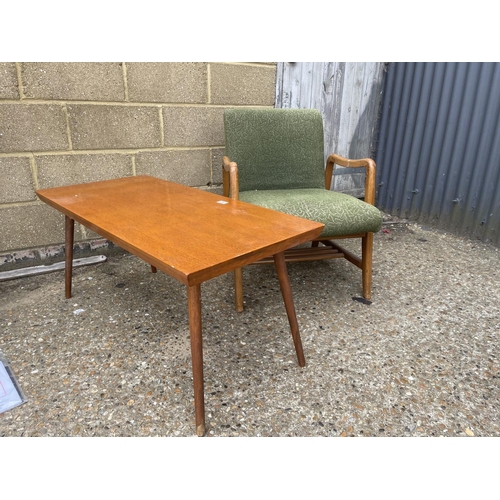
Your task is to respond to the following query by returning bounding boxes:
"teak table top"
[36,176,324,285]
[36,175,325,436]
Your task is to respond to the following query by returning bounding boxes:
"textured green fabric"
[239,189,383,238]
[224,107,383,238]
[224,108,325,191]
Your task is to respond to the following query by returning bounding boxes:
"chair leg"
[311,240,319,248]
[234,267,244,312]
[361,232,373,300]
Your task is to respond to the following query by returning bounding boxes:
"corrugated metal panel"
[376,62,500,246]
[275,62,387,196]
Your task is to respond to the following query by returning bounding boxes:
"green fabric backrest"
[224,108,325,191]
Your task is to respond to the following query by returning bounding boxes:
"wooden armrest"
[325,154,377,205]
[222,156,240,200]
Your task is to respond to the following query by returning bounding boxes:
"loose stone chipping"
[0,222,498,437]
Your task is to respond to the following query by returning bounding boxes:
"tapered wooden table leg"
[65,216,74,299]
[187,283,206,436]
[234,267,244,312]
[273,251,306,367]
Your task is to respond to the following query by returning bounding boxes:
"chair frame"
[223,153,378,312]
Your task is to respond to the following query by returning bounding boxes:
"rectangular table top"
[36,176,324,286]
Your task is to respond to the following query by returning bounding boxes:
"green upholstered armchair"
[222,108,383,312]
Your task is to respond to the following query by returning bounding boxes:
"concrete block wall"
[0,62,277,265]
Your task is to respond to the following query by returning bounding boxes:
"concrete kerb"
[0,238,127,273]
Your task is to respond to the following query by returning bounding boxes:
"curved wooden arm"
[325,153,377,205]
[222,156,240,200]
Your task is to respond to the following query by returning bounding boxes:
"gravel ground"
[1,220,499,437]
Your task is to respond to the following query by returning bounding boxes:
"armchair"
[222,108,383,312]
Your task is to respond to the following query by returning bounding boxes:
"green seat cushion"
[239,188,383,238]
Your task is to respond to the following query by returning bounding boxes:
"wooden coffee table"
[36,175,324,436]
